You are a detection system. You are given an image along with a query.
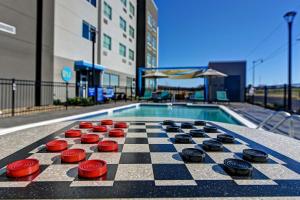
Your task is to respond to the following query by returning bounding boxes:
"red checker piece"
[65,129,82,138]
[98,140,118,152]
[93,125,107,132]
[78,160,107,179]
[61,149,86,163]
[81,134,100,144]
[46,140,68,152]
[114,122,128,128]
[101,119,113,126]
[109,129,125,137]
[6,159,40,178]
[79,122,93,129]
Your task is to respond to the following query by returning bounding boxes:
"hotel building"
[0,0,157,100]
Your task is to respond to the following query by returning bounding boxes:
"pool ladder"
[256,111,300,139]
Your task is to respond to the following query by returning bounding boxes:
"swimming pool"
[82,104,242,125]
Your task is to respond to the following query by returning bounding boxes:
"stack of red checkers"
[65,129,82,138]
[92,125,107,132]
[79,122,93,129]
[109,129,125,137]
[114,122,128,128]
[46,140,68,152]
[101,120,113,126]
[61,149,86,163]
[6,159,40,178]
[98,140,118,152]
[78,160,107,179]
[81,134,100,144]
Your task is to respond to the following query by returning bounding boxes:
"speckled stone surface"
[0,118,300,199]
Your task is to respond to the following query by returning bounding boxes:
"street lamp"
[90,28,97,103]
[283,11,297,111]
[252,59,263,86]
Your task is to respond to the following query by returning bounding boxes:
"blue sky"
[155,0,300,87]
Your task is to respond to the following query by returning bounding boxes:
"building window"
[104,2,112,20]
[152,54,157,67]
[152,36,157,49]
[103,73,110,86]
[103,34,112,50]
[103,73,120,86]
[119,17,127,32]
[82,21,96,41]
[147,32,151,45]
[86,0,97,7]
[126,77,133,87]
[119,43,126,57]
[110,74,119,86]
[147,13,152,27]
[129,26,134,38]
[129,2,135,16]
[82,21,90,40]
[120,0,127,7]
[129,49,134,61]
[146,52,152,67]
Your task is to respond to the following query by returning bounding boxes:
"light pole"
[252,59,263,86]
[284,11,297,111]
[90,28,97,103]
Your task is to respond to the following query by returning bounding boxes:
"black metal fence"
[0,78,135,118]
[246,84,300,112]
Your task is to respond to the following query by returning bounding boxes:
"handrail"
[258,111,300,139]
[256,111,291,129]
[270,114,300,138]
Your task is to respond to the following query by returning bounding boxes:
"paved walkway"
[229,103,300,139]
[0,101,137,128]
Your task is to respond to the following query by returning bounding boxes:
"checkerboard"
[0,120,300,199]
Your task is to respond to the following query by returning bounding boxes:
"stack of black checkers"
[217,134,235,143]
[203,126,218,133]
[189,129,206,137]
[181,148,205,162]
[202,139,223,151]
[175,134,192,143]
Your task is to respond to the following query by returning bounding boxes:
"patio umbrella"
[143,71,168,91]
[195,68,227,102]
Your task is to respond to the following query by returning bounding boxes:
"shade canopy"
[143,71,169,79]
[195,68,227,78]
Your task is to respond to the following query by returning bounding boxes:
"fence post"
[264,86,268,108]
[114,86,117,104]
[130,86,133,101]
[11,79,16,117]
[65,82,69,110]
[125,86,127,102]
[283,84,287,111]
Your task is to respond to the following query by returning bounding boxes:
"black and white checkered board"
[0,120,300,199]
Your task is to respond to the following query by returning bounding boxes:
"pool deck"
[0,101,136,128]
[0,116,300,199]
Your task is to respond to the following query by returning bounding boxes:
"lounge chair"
[216,91,230,103]
[140,90,153,101]
[190,91,205,102]
[153,91,171,102]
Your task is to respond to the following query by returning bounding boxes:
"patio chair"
[216,91,230,103]
[190,91,205,102]
[153,91,171,102]
[139,90,153,101]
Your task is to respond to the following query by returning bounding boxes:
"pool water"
[84,105,242,125]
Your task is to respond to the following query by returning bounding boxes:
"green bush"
[53,99,62,105]
[67,97,94,106]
